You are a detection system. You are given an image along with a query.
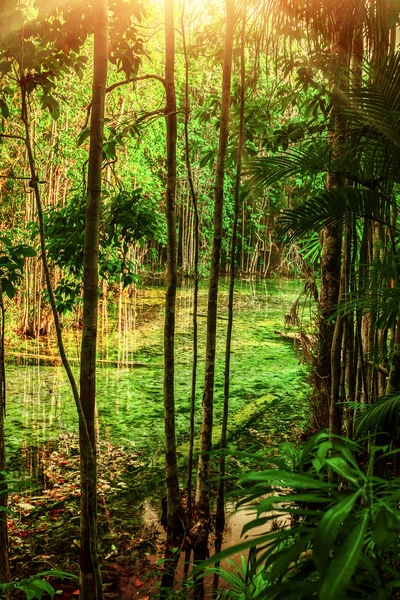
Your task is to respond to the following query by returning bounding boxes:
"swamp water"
[4,278,311,593]
[6,278,309,458]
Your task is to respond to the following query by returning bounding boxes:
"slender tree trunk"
[182,0,199,521]
[385,308,400,395]
[20,87,104,600]
[0,287,9,587]
[196,0,235,516]
[163,0,181,534]
[79,2,108,598]
[193,4,234,597]
[315,10,351,428]
[329,224,348,435]
[213,7,245,593]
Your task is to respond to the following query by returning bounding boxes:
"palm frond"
[248,141,330,188]
[355,395,400,435]
[278,188,387,242]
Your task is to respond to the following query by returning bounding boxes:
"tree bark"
[196,0,235,517]
[79,1,108,598]
[216,0,245,538]
[163,0,181,534]
[0,287,10,586]
[213,6,245,593]
[20,69,104,600]
[182,0,199,521]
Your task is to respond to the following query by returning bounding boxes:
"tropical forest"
[2,0,400,598]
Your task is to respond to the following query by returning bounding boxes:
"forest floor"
[7,404,308,599]
[8,434,162,598]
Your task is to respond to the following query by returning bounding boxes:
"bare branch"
[106,73,166,94]
[0,133,25,142]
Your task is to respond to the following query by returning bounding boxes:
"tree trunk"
[316,220,342,428]
[329,225,349,435]
[213,6,245,592]
[20,66,104,600]
[0,288,10,586]
[163,0,181,534]
[182,1,199,521]
[196,0,235,517]
[314,8,351,429]
[79,1,108,598]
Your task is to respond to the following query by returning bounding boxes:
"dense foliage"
[1,0,400,599]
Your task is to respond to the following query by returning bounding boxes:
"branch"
[83,74,166,129]
[0,133,25,142]
[0,175,46,183]
[367,361,388,376]
[106,73,166,94]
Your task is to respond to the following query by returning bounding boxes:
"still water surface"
[5,278,310,466]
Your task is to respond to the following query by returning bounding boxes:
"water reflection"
[6,278,307,468]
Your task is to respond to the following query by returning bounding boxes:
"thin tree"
[17,3,107,597]
[196,0,235,516]
[163,0,181,534]
[213,5,246,592]
[215,0,246,541]
[79,0,108,598]
[194,8,235,592]
[0,285,9,587]
[181,0,199,521]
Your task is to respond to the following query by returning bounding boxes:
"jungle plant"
[208,432,400,599]
[0,570,78,600]
[0,235,36,585]
[39,188,164,312]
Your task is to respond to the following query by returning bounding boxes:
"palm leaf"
[355,395,400,435]
[278,188,387,242]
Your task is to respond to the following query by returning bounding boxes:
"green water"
[5,278,310,467]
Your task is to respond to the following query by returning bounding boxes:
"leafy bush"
[0,570,78,600]
[211,433,400,599]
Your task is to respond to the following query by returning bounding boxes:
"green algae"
[4,278,311,471]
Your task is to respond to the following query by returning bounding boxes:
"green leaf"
[313,490,361,572]
[2,278,15,299]
[0,61,12,75]
[0,98,9,119]
[270,533,313,583]
[17,245,36,258]
[29,579,55,596]
[34,570,78,579]
[373,508,400,551]
[41,94,60,120]
[77,127,90,146]
[319,511,369,600]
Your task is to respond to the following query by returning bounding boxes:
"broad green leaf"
[0,98,9,119]
[77,127,90,146]
[319,511,369,600]
[324,456,361,486]
[17,245,36,258]
[373,508,400,551]
[270,533,313,583]
[0,61,12,75]
[313,490,361,572]
[241,469,333,489]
